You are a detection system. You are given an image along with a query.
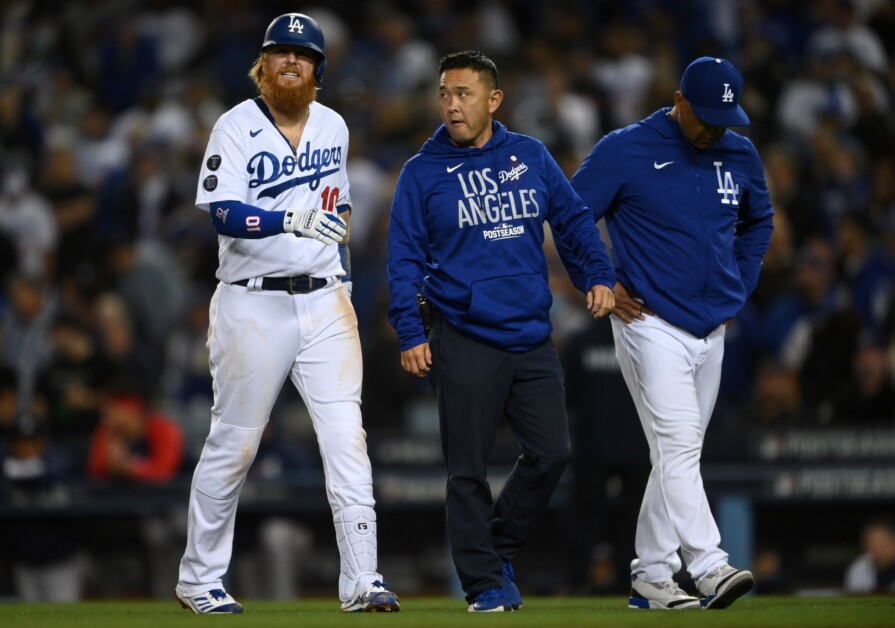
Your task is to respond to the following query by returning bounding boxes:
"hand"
[611,281,652,324]
[284,209,347,245]
[587,284,615,319]
[400,343,432,378]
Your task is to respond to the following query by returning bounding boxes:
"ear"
[488,89,504,114]
[668,91,685,119]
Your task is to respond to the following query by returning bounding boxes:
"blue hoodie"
[563,108,774,339]
[388,121,614,353]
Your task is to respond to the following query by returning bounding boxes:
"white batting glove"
[284,209,347,245]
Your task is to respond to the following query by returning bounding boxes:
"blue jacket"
[564,108,774,339]
[388,121,615,352]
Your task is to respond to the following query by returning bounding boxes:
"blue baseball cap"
[680,57,750,127]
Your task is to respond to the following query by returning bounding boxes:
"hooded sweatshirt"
[388,121,614,353]
[564,107,774,339]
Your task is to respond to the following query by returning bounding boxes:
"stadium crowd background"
[0,0,893,601]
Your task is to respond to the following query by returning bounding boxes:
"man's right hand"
[401,343,432,378]
[285,208,347,245]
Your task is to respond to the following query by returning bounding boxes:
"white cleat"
[176,586,243,614]
[629,576,701,610]
[340,580,400,612]
[697,564,754,609]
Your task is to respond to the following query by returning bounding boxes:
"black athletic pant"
[429,316,571,602]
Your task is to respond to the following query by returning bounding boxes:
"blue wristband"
[210,201,286,239]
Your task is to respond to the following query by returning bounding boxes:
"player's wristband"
[209,200,286,239]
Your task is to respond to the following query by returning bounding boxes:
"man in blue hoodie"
[562,57,774,610]
[387,50,615,612]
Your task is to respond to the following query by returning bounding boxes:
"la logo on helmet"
[288,15,304,33]
[722,83,734,103]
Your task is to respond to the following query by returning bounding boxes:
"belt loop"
[247,277,262,293]
[287,276,296,295]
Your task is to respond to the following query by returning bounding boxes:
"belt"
[233,276,329,294]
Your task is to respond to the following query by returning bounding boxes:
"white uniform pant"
[611,314,728,583]
[178,282,379,600]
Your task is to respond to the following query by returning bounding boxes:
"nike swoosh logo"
[250,128,263,137]
[654,161,673,169]
[446,163,463,173]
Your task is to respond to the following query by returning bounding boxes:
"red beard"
[260,69,317,112]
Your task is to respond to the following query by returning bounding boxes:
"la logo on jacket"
[714,161,739,206]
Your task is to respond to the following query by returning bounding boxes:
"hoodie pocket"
[465,273,552,328]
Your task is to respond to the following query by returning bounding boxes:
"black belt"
[233,276,329,294]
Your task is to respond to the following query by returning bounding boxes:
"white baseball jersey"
[196,99,351,281]
[179,98,386,604]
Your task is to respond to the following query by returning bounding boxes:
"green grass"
[1,596,893,628]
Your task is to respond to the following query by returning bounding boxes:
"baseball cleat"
[468,587,516,612]
[501,560,523,610]
[697,564,754,609]
[340,581,400,612]
[176,586,243,614]
[629,575,701,610]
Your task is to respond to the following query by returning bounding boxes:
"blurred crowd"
[0,0,894,599]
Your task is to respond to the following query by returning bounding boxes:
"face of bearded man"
[258,51,318,113]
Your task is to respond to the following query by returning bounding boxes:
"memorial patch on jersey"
[207,155,222,171]
[203,175,218,191]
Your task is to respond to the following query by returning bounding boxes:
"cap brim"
[690,103,750,127]
[262,41,324,60]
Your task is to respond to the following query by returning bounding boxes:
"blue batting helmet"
[262,13,326,85]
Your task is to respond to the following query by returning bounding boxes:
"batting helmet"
[261,13,326,85]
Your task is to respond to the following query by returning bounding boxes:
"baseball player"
[387,51,615,612]
[560,57,774,610]
[174,13,399,614]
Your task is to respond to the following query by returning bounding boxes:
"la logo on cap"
[722,84,734,103]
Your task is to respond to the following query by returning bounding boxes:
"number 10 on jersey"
[321,186,340,212]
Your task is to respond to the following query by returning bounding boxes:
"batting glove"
[284,209,347,245]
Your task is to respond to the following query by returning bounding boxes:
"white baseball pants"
[177,281,381,602]
[611,313,728,583]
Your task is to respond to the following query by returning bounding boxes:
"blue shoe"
[341,580,400,612]
[176,586,243,614]
[501,561,523,609]
[468,588,515,612]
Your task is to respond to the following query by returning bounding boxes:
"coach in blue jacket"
[387,51,615,612]
[562,57,774,611]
